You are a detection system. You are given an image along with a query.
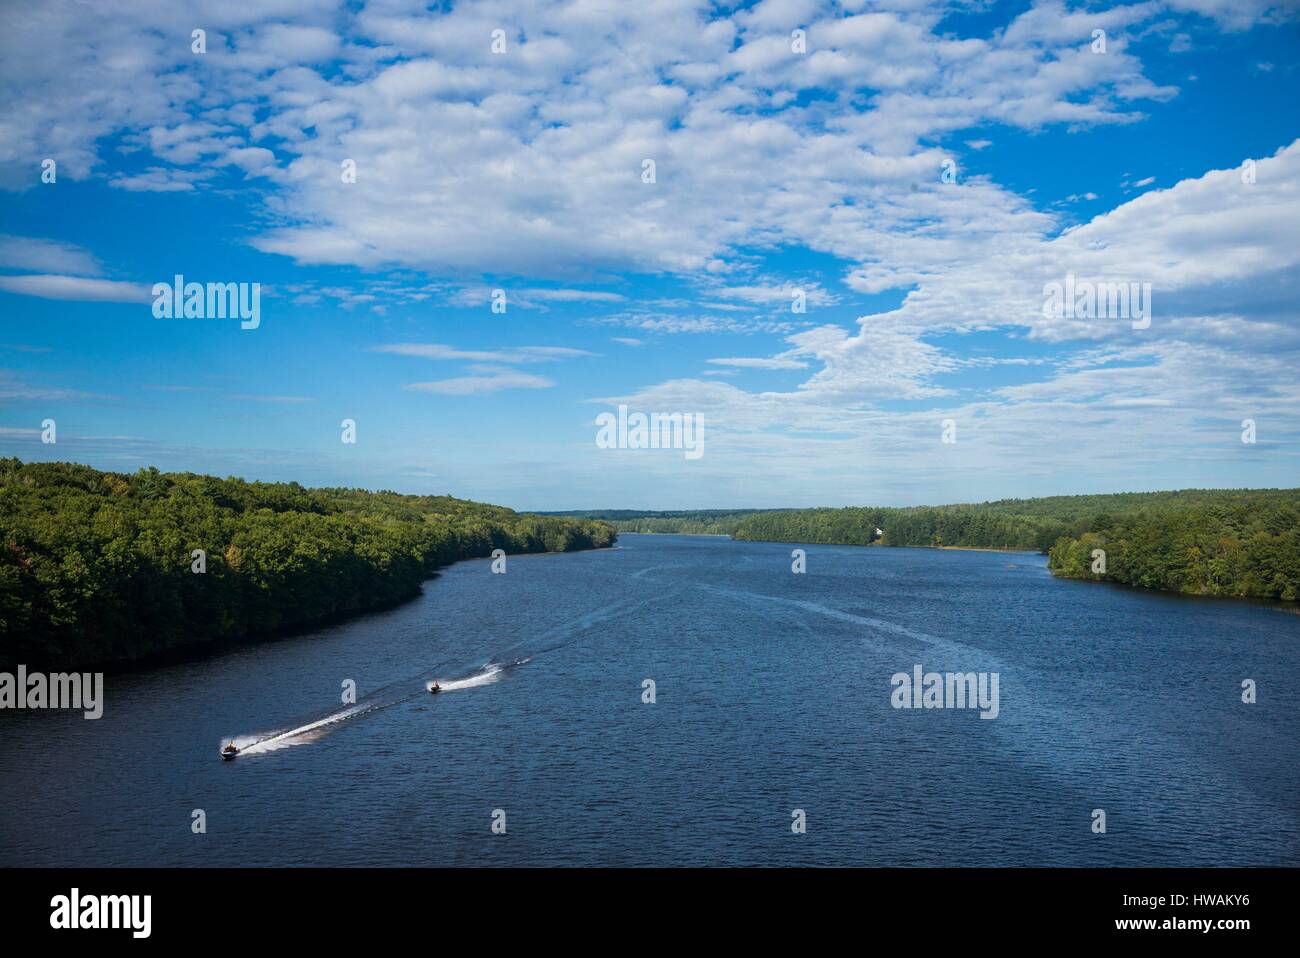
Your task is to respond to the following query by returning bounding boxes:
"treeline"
[0,459,616,669]
[542,509,761,535]
[733,505,1068,552]
[726,489,1299,601]
[1047,498,1299,600]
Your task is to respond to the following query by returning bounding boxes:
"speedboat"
[429,682,441,695]
[221,743,239,760]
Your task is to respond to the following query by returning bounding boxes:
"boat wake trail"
[427,657,531,693]
[432,665,502,692]
[221,592,640,758]
[232,703,374,756]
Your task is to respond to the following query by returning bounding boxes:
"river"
[2,533,1296,866]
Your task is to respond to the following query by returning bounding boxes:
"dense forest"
[575,490,1299,602]
[734,504,1062,551]
[0,459,616,669]
[540,509,762,535]
[1046,498,1299,600]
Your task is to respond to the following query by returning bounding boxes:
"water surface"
[2,534,1296,866]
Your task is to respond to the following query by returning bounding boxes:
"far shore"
[619,530,1040,554]
[619,531,732,537]
[933,544,1040,554]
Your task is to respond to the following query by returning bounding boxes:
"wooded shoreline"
[564,489,1300,602]
[5,462,1296,674]
[0,459,617,670]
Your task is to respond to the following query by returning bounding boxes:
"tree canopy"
[0,458,616,669]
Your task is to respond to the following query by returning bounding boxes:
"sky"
[0,0,1298,511]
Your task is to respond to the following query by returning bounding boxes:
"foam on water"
[220,592,638,759]
[231,704,372,755]
[429,663,503,692]
[227,657,541,757]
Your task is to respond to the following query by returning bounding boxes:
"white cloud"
[0,0,1215,288]
[709,284,837,308]
[108,168,214,192]
[707,356,810,370]
[1165,0,1294,31]
[516,288,625,303]
[571,143,1300,499]
[0,235,101,275]
[0,0,1296,503]
[404,369,555,395]
[377,340,590,396]
[0,274,151,302]
[373,343,595,363]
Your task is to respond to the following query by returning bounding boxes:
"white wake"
[428,662,508,692]
[228,704,370,756]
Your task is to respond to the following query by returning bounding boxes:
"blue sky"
[1,0,1298,510]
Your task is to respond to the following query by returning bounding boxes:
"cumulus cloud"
[0,0,1229,285]
[584,144,1300,499]
[0,0,1295,501]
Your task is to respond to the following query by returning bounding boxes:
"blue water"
[2,533,1297,866]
